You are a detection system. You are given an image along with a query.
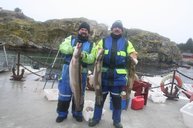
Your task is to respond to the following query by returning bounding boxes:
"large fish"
[126,53,138,110]
[93,48,104,106]
[69,43,83,111]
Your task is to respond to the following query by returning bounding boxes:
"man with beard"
[88,20,138,128]
[56,22,96,123]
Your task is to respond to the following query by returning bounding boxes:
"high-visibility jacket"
[57,35,96,102]
[96,35,136,86]
[59,35,96,69]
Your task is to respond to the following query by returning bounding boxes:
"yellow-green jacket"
[59,35,97,72]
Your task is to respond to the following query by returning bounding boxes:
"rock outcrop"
[124,29,182,65]
[0,9,182,66]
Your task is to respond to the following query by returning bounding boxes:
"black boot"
[113,122,123,128]
[56,100,70,123]
[88,118,99,127]
[73,115,83,122]
[56,116,67,123]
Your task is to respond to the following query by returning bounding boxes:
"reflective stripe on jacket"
[59,35,96,66]
[96,35,136,86]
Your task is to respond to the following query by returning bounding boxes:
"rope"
[136,72,155,77]
[177,70,193,81]
[140,76,162,89]
[20,64,45,78]
[141,69,193,90]
[150,86,161,89]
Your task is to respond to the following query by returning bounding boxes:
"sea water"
[1,49,193,85]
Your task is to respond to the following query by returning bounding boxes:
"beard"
[78,32,89,43]
[111,33,122,39]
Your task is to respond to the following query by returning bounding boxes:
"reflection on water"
[137,64,193,84]
[0,49,63,69]
[136,64,170,75]
[1,50,193,84]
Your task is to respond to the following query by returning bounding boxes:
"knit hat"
[111,20,123,31]
[78,22,90,33]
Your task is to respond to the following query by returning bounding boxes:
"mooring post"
[17,52,20,76]
[10,52,25,81]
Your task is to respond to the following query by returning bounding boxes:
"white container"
[44,89,58,101]
[149,91,167,103]
[83,100,105,121]
[83,100,94,121]
[180,102,193,128]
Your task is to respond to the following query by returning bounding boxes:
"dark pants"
[92,86,123,123]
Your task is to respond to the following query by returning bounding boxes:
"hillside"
[0,9,182,66]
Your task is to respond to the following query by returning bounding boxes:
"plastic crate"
[44,89,58,101]
[180,102,193,128]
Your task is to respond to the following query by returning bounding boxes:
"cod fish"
[126,56,138,110]
[69,43,83,111]
[93,48,104,105]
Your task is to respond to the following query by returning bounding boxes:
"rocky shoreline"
[0,9,182,66]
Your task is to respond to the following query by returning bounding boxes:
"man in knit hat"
[56,22,96,123]
[77,22,90,42]
[88,20,138,128]
[111,20,124,31]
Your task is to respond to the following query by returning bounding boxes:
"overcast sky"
[1,0,193,43]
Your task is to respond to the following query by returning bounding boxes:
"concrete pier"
[0,72,188,128]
